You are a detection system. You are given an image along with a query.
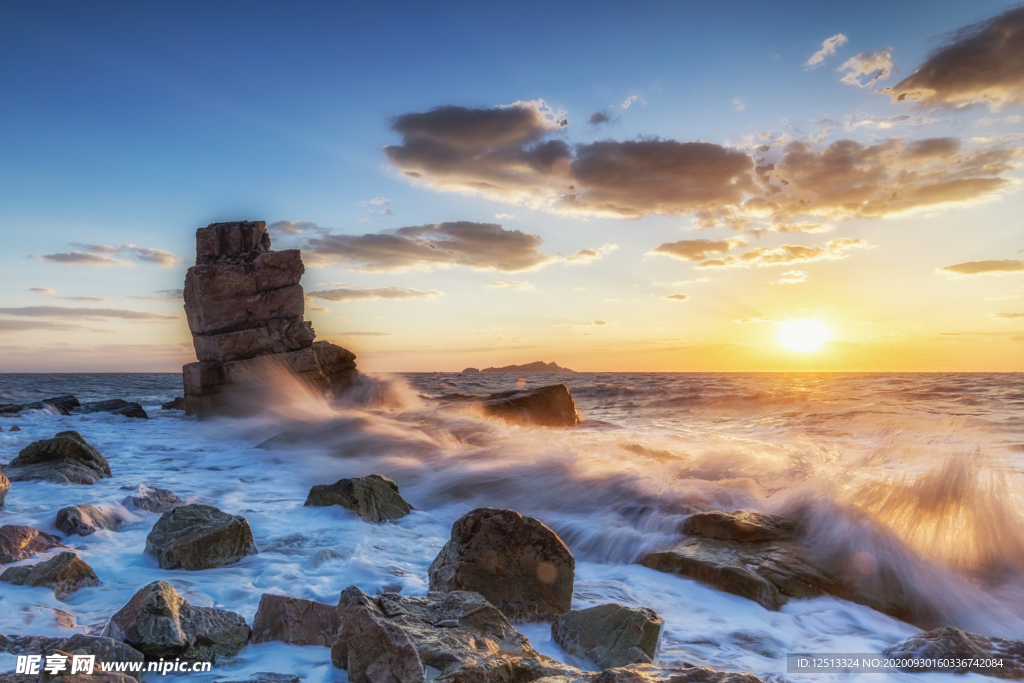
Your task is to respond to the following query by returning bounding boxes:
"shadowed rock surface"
[0,634,143,680]
[552,604,664,668]
[0,525,66,563]
[0,551,101,600]
[0,396,80,416]
[121,484,183,513]
[145,503,257,570]
[883,626,1024,678]
[0,472,8,507]
[102,580,251,662]
[181,221,358,417]
[250,594,342,647]
[3,431,112,485]
[304,474,412,522]
[161,397,185,410]
[429,507,575,621]
[56,504,120,537]
[532,664,764,683]
[439,385,580,427]
[78,400,148,419]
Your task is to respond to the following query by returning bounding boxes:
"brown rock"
[0,525,65,563]
[195,220,271,265]
[552,604,664,668]
[441,385,580,427]
[192,319,315,363]
[883,626,1024,678]
[428,507,575,621]
[250,594,342,647]
[0,551,101,600]
[0,471,8,507]
[304,474,412,522]
[144,503,257,570]
[0,635,143,680]
[184,281,304,337]
[56,504,120,537]
[3,431,112,485]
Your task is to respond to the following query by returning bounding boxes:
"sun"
[778,319,830,352]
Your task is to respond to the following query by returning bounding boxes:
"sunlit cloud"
[622,96,638,110]
[649,237,746,261]
[40,243,181,268]
[991,312,1024,319]
[838,48,893,88]
[733,316,772,323]
[307,286,443,302]
[565,243,619,264]
[488,280,534,289]
[662,294,689,301]
[771,269,809,284]
[938,259,1024,276]
[269,220,322,235]
[805,33,848,68]
[0,306,179,321]
[696,238,868,268]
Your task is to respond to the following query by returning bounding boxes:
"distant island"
[462,361,575,373]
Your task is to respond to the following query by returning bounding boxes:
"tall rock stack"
[181,220,358,417]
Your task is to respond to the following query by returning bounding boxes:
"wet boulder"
[102,580,251,662]
[56,505,120,537]
[0,525,66,563]
[552,604,664,668]
[250,594,342,647]
[121,484,183,513]
[0,472,8,507]
[304,474,412,522]
[441,385,580,427]
[0,396,80,416]
[331,586,580,682]
[144,503,257,570]
[533,664,764,683]
[0,635,143,680]
[883,627,1024,678]
[161,397,185,410]
[78,399,148,419]
[3,431,112,485]
[429,507,575,621]
[0,551,101,600]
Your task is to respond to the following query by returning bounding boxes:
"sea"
[1,371,1022,682]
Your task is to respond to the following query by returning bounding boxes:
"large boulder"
[441,385,580,427]
[331,586,580,683]
[0,472,8,507]
[121,484,183,513]
[304,474,412,522]
[0,525,65,563]
[250,594,342,647]
[102,580,251,662]
[78,400,148,419]
[0,551,101,600]
[883,626,1024,678]
[429,507,575,621]
[3,431,112,485]
[552,604,664,668]
[56,505,120,537]
[0,635,143,679]
[144,503,257,570]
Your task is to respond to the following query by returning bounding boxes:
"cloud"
[302,221,555,272]
[888,6,1024,110]
[734,316,772,323]
[29,287,57,295]
[588,111,614,125]
[368,197,391,206]
[771,269,809,284]
[494,213,515,220]
[733,99,745,111]
[488,280,534,289]
[269,220,321,235]
[650,237,746,261]
[0,306,179,320]
[992,312,1024,319]
[622,96,638,110]
[663,294,689,301]
[697,238,868,268]
[565,243,619,264]
[0,320,101,333]
[338,331,397,337]
[307,287,443,302]
[938,259,1024,276]
[838,48,894,88]
[806,33,849,68]
[28,287,110,302]
[41,244,181,268]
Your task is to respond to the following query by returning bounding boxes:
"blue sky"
[2,0,1022,371]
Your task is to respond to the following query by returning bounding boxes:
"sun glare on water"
[778,319,830,352]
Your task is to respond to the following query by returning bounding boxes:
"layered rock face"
[181,221,358,416]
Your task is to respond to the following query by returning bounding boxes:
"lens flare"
[778,319,830,352]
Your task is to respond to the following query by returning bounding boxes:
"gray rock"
[102,580,251,662]
[0,395,80,416]
[161,397,185,410]
[121,484,183,513]
[3,431,112,485]
[0,525,66,563]
[144,503,257,570]
[250,593,341,647]
[0,634,143,680]
[429,507,575,621]
[552,604,664,668]
[0,551,101,600]
[883,626,1024,678]
[534,664,765,683]
[9,425,20,431]
[78,399,148,419]
[56,504,120,537]
[304,474,412,522]
[0,471,8,508]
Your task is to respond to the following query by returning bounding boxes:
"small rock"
[307,547,349,568]
[0,471,8,507]
[883,626,1024,678]
[10,425,20,431]
[0,551,101,600]
[3,431,112,485]
[161,397,185,410]
[0,525,66,563]
[121,484,182,513]
[304,474,412,522]
[552,603,664,668]
[250,593,342,647]
[428,507,575,621]
[78,399,148,419]
[56,504,120,537]
[144,503,258,570]
[102,580,251,662]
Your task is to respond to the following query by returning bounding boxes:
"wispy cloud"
[991,312,1024,319]
[622,96,638,110]
[337,331,397,337]
[488,281,534,289]
[662,294,689,301]
[838,48,893,88]
[308,286,443,302]
[938,259,1024,276]
[29,287,110,302]
[771,270,809,284]
[734,316,772,323]
[40,244,181,268]
[806,33,848,68]
[565,243,619,264]
[650,237,746,261]
[0,306,179,320]
[697,238,868,268]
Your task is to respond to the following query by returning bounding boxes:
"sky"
[1,0,1022,373]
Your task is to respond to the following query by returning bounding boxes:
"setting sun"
[778,319,830,352]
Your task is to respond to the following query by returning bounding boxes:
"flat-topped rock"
[3,431,112,485]
[884,627,1024,678]
[251,594,342,647]
[196,220,270,264]
[56,504,120,537]
[552,604,664,668]
[78,400,148,419]
[0,551,101,600]
[304,474,412,522]
[0,525,66,563]
[145,503,257,570]
[0,395,80,416]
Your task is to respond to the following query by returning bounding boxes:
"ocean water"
[1,371,1022,682]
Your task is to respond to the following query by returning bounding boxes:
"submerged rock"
[9,425,20,432]
[0,551,101,600]
[3,431,112,485]
[0,472,8,507]
[0,525,66,563]
[56,504,120,537]
[78,399,148,419]
[0,395,80,416]
[331,586,580,682]
[145,503,258,570]
[304,474,412,522]
[161,397,185,410]
[121,484,183,513]
[102,580,251,662]
[552,604,664,668]
[429,507,575,621]
[250,594,342,647]
[884,626,1024,678]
